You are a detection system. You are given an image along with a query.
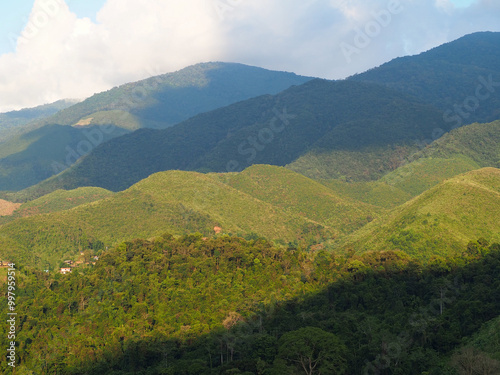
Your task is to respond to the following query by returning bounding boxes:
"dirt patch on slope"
[0,199,21,216]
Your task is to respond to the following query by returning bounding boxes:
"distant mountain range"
[40,62,313,131]
[0,63,311,191]
[0,99,78,143]
[3,32,497,197]
[350,32,500,125]
[27,79,446,194]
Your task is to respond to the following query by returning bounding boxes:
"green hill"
[381,120,500,196]
[0,168,343,268]
[286,145,419,181]
[350,32,500,126]
[5,187,113,219]
[313,120,500,210]
[218,164,382,234]
[341,168,500,259]
[317,179,412,209]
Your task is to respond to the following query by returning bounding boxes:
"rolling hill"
[0,187,113,223]
[315,120,500,208]
[340,168,500,259]
[2,166,369,268]
[381,120,500,196]
[216,164,382,234]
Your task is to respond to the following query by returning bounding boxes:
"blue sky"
[1,0,499,112]
[450,0,476,7]
[0,0,107,55]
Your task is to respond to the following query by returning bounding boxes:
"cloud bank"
[0,0,499,112]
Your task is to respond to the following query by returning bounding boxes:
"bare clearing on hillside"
[0,199,21,216]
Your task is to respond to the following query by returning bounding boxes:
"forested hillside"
[41,62,312,130]
[341,168,500,259]
[350,32,500,125]
[0,166,380,269]
[26,79,446,194]
[1,235,498,374]
[0,99,77,143]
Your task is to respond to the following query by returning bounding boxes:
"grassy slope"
[318,179,412,209]
[286,145,418,181]
[340,168,500,259]
[313,120,499,209]
[215,164,382,234]
[0,169,335,268]
[381,120,500,196]
[10,187,113,217]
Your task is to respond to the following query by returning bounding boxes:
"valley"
[0,32,499,374]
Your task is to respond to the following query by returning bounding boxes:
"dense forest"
[1,234,499,374]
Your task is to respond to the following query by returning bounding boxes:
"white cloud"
[0,0,499,112]
[0,0,222,112]
[216,0,500,78]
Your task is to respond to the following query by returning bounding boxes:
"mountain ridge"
[23,78,448,195]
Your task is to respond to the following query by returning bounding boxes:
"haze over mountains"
[0,32,499,374]
[0,99,78,143]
